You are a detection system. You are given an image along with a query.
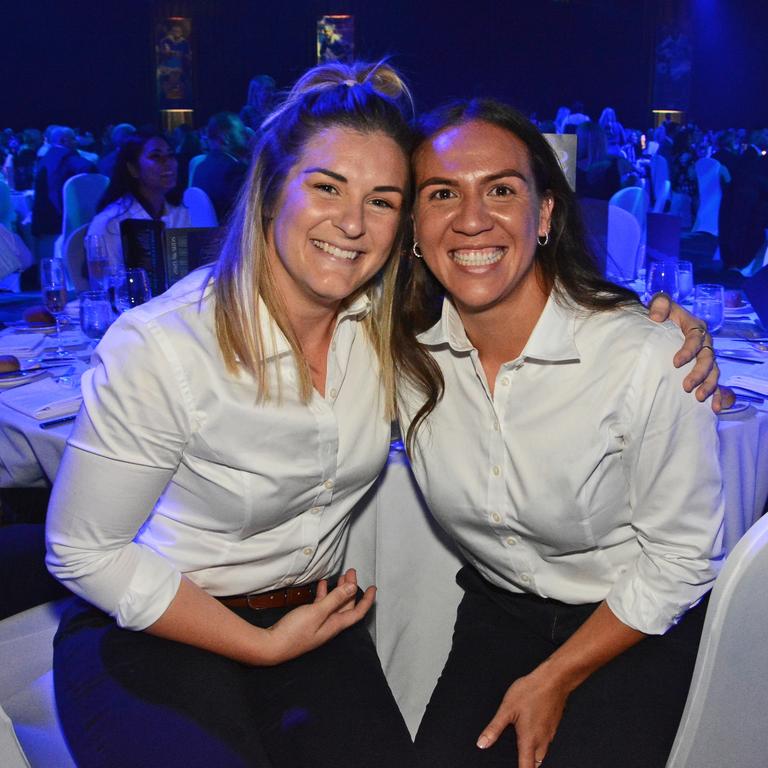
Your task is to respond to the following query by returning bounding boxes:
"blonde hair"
[213,60,413,415]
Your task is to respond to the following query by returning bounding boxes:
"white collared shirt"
[399,293,724,635]
[46,271,390,630]
[87,195,191,272]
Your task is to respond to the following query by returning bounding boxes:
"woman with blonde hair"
[46,60,416,768]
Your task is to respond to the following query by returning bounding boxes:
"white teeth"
[311,239,359,260]
[450,248,505,266]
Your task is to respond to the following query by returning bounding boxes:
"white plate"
[717,348,768,363]
[7,322,57,333]
[724,305,754,316]
[718,401,751,415]
[0,370,47,389]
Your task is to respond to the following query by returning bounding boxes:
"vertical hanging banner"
[316,15,355,64]
[156,17,194,110]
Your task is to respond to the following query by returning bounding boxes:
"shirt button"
[500,376,510,386]
[324,479,335,490]
[506,536,518,546]
[491,465,501,477]
[309,507,321,515]
[303,547,314,556]
[520,573,531,584]
[491,512,501,523]
[329,388,338,399]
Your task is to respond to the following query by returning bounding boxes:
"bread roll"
[23,305,56,325]
[0,355,20,373]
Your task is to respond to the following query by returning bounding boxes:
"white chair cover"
[646,140,660,156]
[666,513,768,767]
[0,179,13,230]
[60,173,109,244]
[0,600,76,767]
[692,157,722,236]
[606,205,642,280]
[63,223,90,293]
[183,187,219,228]
[186,154,207,188]
[609,186,647,275]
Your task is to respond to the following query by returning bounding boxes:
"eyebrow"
[303,166,404,195]
[417,168,528,192]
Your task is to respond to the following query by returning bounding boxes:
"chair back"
[606,205,642,280]
[61,173,109,243]
[653,179,671,213]
[609,186,647,273]
[63,223,91,293]
[646,140,660,156]
[692,157,722,236]
[186,154,207,188]
[183,187,219,228]
[0,179,12,230]
[666,514,768,768]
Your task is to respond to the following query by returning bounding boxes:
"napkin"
[726,362,768,397]
[0,378,83,420]
[0,333,46,356]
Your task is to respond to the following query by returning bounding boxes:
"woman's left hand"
[647,292,735,412]
[476,668,567,768]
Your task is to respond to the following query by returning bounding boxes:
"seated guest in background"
[240,73,277,131]
[598,106,625,156]
[575,121,629,199]
[97,122,137,178]
[87,132,190,272]
[171,123,203,189]
[562,101,590,134]
[46,60,417,768]
[31,126,96,245]
[193,112,250,223]
[397,99,724,768]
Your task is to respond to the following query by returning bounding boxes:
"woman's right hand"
[262,568,376,665]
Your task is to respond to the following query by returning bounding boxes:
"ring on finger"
[686,325,707,337]
[701,344,715,355]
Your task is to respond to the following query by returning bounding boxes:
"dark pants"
[54,597,416,768]
[415,566,707,768]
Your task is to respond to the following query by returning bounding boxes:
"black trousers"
[415,566,707,768]
[53,596,416,768]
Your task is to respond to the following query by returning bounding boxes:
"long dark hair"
[394,98,639,454]
[97,132,181,215]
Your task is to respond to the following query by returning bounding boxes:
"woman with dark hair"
[394,99,724,768]
[87,132,190,271]
[575,121,630,199]
[46,61,416,768]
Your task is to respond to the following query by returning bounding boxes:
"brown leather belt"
[216,582,318,611]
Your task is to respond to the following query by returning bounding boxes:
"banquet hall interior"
[1,0,768,766]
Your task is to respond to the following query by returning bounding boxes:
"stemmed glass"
[115,268,152,313]
[646,259,680,302]
[79,291,114,341]
[39,258,70,357]
[677,260,694,302]
[692,284,725,334]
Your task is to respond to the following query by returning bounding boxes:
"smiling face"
[413,120,553,319]
[268,127,408,314]
[130,137,178,195]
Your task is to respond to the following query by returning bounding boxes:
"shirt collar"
[417,289,581,363]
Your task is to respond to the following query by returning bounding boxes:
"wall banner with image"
[316,15,354,64]
[155,17,194,110]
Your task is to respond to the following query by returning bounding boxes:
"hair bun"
[285,60,411,105]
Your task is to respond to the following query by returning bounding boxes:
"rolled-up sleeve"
[46,310,196,630]
[606,324,725,635]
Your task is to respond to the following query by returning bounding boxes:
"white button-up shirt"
[46,271,390,630]
[399,293,724,635]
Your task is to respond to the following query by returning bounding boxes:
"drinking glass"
[115,268,152,313]
[692,284,725,334]
[39,258,69,356]
[79,291,114,341]
[677,260,694,301]
[646,259,680,301]
[84,234,110,291]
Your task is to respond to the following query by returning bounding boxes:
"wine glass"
[84,234,110,292]
[677,260,694,302]
[646,259,680,302]
[692,284,725,334]
[39,258,69,357]
[115,268,152,313]
[79,291,114,341]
